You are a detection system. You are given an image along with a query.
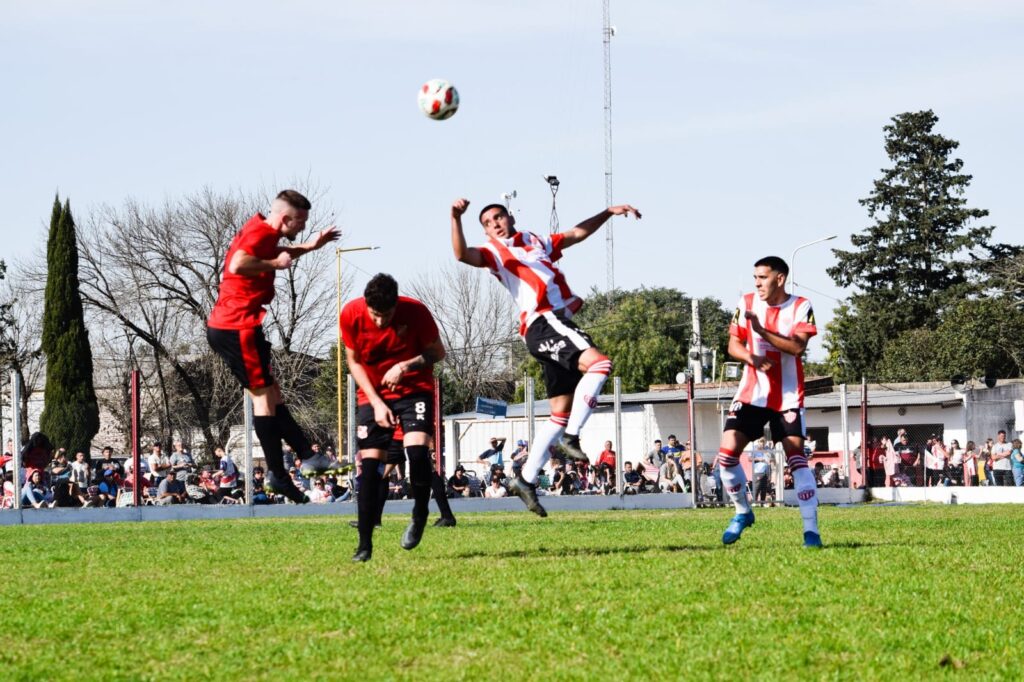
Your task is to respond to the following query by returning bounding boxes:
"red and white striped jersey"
[477,231,583,335]
[730,293,817,411]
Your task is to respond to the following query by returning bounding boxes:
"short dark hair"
[364,274,399,312]
[478,203,508,223]
[276,189,311,211]
[754,256,789,276]
[102,446,113,454]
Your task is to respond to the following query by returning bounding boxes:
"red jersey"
[207,214,283,330]
[477,231,583,336]
[730,293,817,411]
[340,296,440,405]
[597,449,616,468]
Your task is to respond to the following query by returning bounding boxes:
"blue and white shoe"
[722,511,755,545]
[802,531,823,549]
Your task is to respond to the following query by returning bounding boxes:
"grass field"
[1,504,1021,680]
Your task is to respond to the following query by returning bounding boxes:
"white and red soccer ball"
[418,79,459,120]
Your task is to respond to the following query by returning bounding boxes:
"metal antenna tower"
[602,0,615,290]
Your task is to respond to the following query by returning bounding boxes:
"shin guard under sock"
[253,416,286,477]
[406,445,432,522]
[564,357,612,436]
[358,460,382,550]
[523,413,568,484]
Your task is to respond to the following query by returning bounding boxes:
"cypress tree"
[39,196,99,454]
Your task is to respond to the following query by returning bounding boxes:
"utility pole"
[603,0,615,291]
[689,299,704,383]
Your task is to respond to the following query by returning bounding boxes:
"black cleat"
[401,517,427,550]
[507,475,548,517]
[351,547,372,562]
[558,434,590,463]
[266,471,309,504]
[433,516,457,527]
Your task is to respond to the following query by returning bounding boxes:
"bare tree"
[0,273,46,443]
[408,263,520,414]
[73,185,342,454]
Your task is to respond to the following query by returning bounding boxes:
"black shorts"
[525,311,595,397]
[724,402,806,442]
[385,438,405,465]
[207,326,274,389]
[356,392,434,451]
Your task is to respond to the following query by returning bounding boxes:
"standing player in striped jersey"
[716,256,822,548]
[207,190,339,504]
[450,198,641,517]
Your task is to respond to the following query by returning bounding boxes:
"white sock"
[720,463,752,514]
[792,466,819,534]
[522,413,568,485]
[564,359,612,436]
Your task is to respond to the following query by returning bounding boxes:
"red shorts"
[206,326,274,389]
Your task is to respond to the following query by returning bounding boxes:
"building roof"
[443,380,1023,420]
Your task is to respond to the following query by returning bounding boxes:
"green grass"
[1,505,1021,680]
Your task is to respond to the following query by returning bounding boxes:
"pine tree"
[39,196,99,454]
[825,110,995,379]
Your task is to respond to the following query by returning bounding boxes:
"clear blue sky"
[4,0,1023,360]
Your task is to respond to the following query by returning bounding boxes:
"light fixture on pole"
[790,234,837,291]
[336,245,378,456]
[500,190,517,213]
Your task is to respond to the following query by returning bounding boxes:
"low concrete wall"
[867,486,1024,505]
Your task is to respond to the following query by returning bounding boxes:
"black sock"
[431,472,455,520]
[276,405,312,457]
[376,473,388,526]
[358,459,382,551]
[253,416,286,478]
[406,445,432,523]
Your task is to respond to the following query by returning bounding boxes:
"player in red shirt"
[450,197,640,517]
[715,256,822,548]
[207,190,338,503]
[340,274,446,562]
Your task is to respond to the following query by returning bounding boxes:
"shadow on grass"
[454,544,717,559]
[824,540,927,550]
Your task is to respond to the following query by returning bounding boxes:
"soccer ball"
[418,79,459,120]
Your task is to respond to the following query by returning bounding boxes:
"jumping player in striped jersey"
[207,190,339,504]
[716,256,822,548]
[450,197,641,516]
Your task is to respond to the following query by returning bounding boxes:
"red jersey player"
[450,197,640,517]
[340,274,446,562]
[206,190,338,503]
[715,256,822,548]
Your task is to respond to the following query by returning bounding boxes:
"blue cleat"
[722,511,755,545]
[802,531,823,549]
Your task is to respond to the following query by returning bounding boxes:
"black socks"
[358,459,382,551]
[253,416,285,477]
[276,404,312,457]
[406,445,432,523]
[431,471,455,520]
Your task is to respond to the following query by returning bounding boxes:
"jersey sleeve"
[793,298,818,337]
[339,303,359,352]
[236,227,280,259]
[413,302,441,347]
[729,296,749,342]
[547,232,567,261]
[477,244,500,273]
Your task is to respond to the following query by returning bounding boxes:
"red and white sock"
[789,452,819,534]
[565,358,612,437]
[718,450,752,514]
[522,412,569,485]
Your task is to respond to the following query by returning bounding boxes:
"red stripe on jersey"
[766,352,783,411]
[239,328,267,388]
[490,238,554,316]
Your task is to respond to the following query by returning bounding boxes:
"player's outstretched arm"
[561,204,642,249]
[281,226,340,258]
[451,198,486,267]
[228,249,293,275]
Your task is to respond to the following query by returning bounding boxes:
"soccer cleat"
[401,518,427,550]
[558,434,590,463]
[433,516,457,527]
[802,531,823,549]
[265,471,309,504]
[722,511,756,545]
[507,475,548,517]
[299,452,342,477]
[351,547,372,563]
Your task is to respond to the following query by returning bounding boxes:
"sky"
[4,0,1023,361]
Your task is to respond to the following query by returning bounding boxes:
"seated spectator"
[2,472,15,509]
[328,474,351,503]
[184,473,215,504]
[388,469,407,500]
[70,451,91,490]
[92,446,124,484]
[639,454,660,493]
[813,462,826,487]
[21,470,51,509]
[678,448,703,492]
[596,441,617,477]
[484,474,508,498]
[97,469,119,507]
[308,478,332,503]
[50,451,72,487]
[448,466,470,498]
[198,468,219,497]
[647,439,665,466]
[623,461,642,495]
[251,467,271,504]
[148,442,171,486]
[52,480,88,508]
[659,457,686,493]
[155,470,187,505]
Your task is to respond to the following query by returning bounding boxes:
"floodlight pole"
[614,377,623,497]
[336,245,377,454]
[687,373,698,509]
[130,370,141,507]
[840,383,850,490]
[10,370,22,511]
[244,390,254,506]
[790,235,837,291]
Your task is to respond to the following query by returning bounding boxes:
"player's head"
[478,203,516,240]
[270,189,312,240]
[753,256,789,302]
[364,273,399,328]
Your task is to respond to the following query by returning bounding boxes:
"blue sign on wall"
[475,397,508,418]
